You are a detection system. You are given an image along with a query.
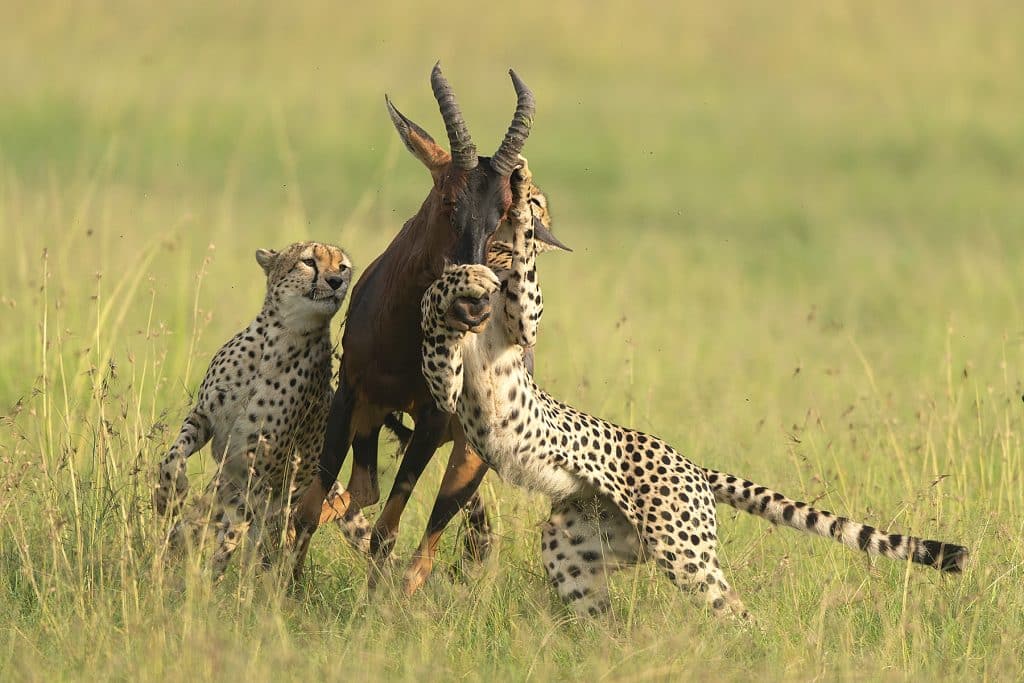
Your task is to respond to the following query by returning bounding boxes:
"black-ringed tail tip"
[919,540,970,573]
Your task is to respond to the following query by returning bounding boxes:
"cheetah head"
[489,181,571,254]
[256,241,352,329]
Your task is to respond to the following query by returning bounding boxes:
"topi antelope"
[294,63,567,591]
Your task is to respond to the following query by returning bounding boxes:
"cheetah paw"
[443,264,501,301]
[153,454,189,516]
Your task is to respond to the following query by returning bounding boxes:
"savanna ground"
[1,1,1022,680]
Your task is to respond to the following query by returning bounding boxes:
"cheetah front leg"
[502,160,544,348]
[211,512,253,580]
[319,483,372,554]
[420,266,500,414]
[154,410,212,518]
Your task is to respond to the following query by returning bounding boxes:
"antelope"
[294,63,567,593]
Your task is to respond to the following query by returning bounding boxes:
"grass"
[1,0,1022,679]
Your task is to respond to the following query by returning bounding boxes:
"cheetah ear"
[255,249,278,274]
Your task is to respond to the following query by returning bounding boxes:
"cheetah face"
[255,241,352,327]
[489,182,570,253]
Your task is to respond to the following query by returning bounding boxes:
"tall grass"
[1,1,1022,680]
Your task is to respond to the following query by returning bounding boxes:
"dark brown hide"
[293,65,538,590]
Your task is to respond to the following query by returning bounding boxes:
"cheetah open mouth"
[306,289,340,304]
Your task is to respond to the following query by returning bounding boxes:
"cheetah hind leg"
[647,534,749,620]
[209,489,267,580]
[541,496,641,617]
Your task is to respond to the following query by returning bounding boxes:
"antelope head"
[386,62,560,267]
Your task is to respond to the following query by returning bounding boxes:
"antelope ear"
[255,249,278,274]
[386,95,450,177]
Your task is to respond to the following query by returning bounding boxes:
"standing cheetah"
[418,164,968,618]
[154,241,370,577]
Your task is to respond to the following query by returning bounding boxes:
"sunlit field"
[2,1,1022,680]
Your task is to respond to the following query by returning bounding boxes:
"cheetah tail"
[703,468,969,573]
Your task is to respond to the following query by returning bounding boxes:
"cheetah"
[418,163,969,618]
[154,241,370,577]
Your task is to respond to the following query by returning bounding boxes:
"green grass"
[1,1,1022,679]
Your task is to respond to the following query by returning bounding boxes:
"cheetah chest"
[457,339,582,501]
[211,331,331,494]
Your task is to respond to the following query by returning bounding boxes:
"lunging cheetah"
[154,241,370,577]
[418,163,968,618]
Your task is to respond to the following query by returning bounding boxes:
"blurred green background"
[1,1,1022,680]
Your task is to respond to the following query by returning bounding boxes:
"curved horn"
[430,62,477,170]
[491,69,536,176]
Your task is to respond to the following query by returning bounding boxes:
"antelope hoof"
[402,553,435,597]
[447,296,492,333]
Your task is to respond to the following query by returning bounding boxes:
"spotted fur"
[419,165,968,618]
[154,241,370,576]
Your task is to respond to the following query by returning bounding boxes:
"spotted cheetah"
[418,164,969,618]
[154,241,370,577]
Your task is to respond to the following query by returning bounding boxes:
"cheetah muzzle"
[447,295,493,333]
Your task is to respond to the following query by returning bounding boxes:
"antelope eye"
[301,258,316,268]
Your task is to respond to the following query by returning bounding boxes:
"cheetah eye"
[301,258,316,268]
